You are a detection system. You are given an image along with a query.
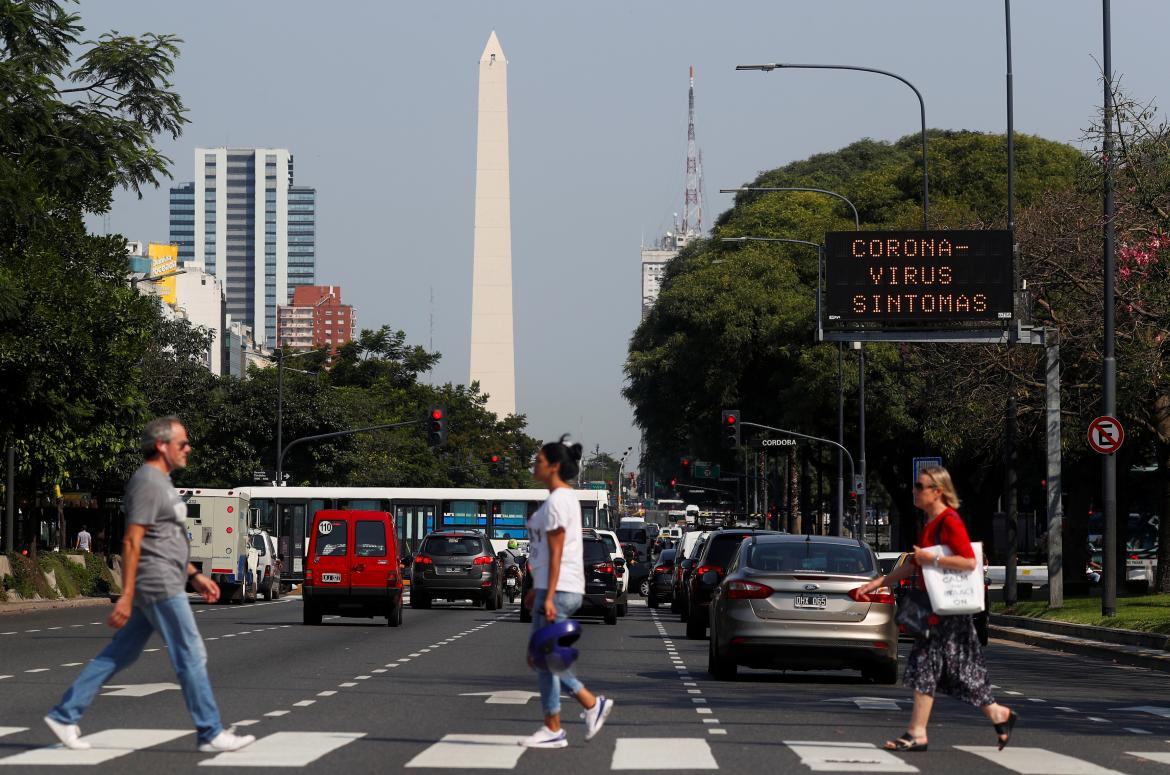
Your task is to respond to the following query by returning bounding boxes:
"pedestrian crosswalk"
[0,729,1163,771]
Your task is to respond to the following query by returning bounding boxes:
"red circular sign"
[1087,415,1124,455]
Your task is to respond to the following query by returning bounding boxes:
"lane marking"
[1130,752,1170,765]
[355,675,371,680]
[1125,728,1151,734]
[293,700,315,707]
[317,691,337,697]
[0,728,188,767]
[956,745,1125,774]
[263,710,289,717]
[232,720,260,727]
[338,682,357,688]
[612,738,718,770]
[200,731,365,768]
[60,663,83,667]
[784,741,917,773]
[405,734,527,769]
[25,669,49,673]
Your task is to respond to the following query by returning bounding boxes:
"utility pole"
[1101,0,1118,617]
[5,443,13,552]
[1002,0,1021,608]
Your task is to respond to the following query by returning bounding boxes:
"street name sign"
[824,230,1013,330]
[1087,416,1124,455]
[912,456,943,488]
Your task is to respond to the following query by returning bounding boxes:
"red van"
[303,509,404,627]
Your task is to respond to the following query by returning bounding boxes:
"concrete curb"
[993,613,1169,650]
[0,596,113,615]
[990,619,1170,673]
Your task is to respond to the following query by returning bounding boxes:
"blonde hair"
[921,465,961,509]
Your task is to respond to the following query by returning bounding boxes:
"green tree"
[0,0,188,498]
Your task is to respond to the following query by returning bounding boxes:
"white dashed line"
[0,676,12,680]
[1087,717,1110,723]
[293,700,315,707]
[232,719,260,727]
[144,648,160,652]
[263,710,289,717]
[355,675,371,680]
[1055,706,1079,713]
[339,682,357,688]
[1027,698,1046,703]
[25,668,49,673]
[47,627,61,630]
[317,691,337,697]
[372,669,387,674]
[1125,728,1152,734]
[60,663,83,667]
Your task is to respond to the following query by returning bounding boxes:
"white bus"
[237,486,614,584]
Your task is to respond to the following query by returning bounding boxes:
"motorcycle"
[504,558,524,603]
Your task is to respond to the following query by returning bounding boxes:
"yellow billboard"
[147,243,178,305]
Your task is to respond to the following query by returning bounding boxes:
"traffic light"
[680,457,691,476]
[721,410,741,448]
[489,454,503,475]
[670,478,677,488]
[426,406,447,447]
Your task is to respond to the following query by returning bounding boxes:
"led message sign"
[823,230,1013,328]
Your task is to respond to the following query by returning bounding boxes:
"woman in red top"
[855,465,1017,752]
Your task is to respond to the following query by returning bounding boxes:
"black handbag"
[895,586,933,638]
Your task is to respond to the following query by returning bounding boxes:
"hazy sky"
[84,1,1168,460]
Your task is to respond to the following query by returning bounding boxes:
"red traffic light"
[431,408,443,420]
[682,458,690,466]
[490,455,500,463]
[670,478,677,487]
[725,415,736,425]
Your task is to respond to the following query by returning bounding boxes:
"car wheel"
[617,601,628,617]
[387,601,403,627]
[670,596,680,614]
[708,634,737,680]
[302,602,321,626]
[647,592,658,609]
[262,576,274,601]
[604,606,618,625]
[863,661,899,685]
[486,588,499,610]
[519,606,532,623]
[685,607,706,640]
[410,592,430,610]
[639,579,650,597]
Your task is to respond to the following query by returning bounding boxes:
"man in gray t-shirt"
[46,416,254,754]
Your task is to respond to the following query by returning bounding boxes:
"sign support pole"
[1101,0,1118,619]
[1046,333,1064,608]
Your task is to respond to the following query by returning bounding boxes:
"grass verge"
[995,594,1170,634]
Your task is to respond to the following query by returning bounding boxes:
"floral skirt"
[904,614,995,707]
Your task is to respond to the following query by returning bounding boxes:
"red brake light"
[415,555,434,565]
[474,556,494,566]
[849,587,895,605]
[655,565,673,574]
[304,569,313,584]
[593,562,614,574]
[694,565,723,578]
[725,580,773,599]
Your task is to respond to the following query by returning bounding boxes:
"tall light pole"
[617,445,634,516]
[720,186,862,537]
[736,62,930,229]
[1101,0,1118,618]
[274,348,325,486]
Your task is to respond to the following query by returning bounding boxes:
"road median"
[991,605,1170,672]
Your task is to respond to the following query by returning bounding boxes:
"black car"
[519,537,622,625]
[686,529,780,639]
[673,536,708,617]
[647,549,677,608]
[408,532,504,610]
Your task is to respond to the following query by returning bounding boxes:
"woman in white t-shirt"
[520,435,614,749]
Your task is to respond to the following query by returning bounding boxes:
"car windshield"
[250,534,266,555]
[314,520,347,556]
[617,528,648,543]
[598,534,618,553]
[704,534,752,568]
[657,549,677,566]
[878,556,900,574]
[422,536,483,557]
[747,541,876,575]
[354,520,387,557]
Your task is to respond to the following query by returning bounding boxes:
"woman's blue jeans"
[530,590,584,716]
[49,594,223,744]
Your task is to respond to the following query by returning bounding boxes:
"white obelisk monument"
[469,31,516,417]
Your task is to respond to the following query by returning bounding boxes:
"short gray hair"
[140,415,182,459]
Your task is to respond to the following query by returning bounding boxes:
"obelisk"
[469,31,516,417]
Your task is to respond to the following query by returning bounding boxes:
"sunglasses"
[175,440,192,449]
[913,481,938,491]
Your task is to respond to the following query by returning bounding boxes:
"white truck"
[178,488,261,604]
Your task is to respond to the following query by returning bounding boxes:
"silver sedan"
[707,534,898,683]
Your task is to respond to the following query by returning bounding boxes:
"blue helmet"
[527,619,582,672]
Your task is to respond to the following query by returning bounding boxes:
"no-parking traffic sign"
[1087,415,1124,455]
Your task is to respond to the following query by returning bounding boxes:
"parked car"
[519,536,621,625]
[302,509,404,627]
[686,529,781,639]
[647,549,677,608]
[706,533,897,683]
[249,529,282,600]
[408,532,505,610]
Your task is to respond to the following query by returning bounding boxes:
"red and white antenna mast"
[681,66,703,239]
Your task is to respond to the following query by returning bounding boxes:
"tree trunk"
[788,448,800,534]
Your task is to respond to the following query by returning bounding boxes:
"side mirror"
[700,571,719,586]
[613,557,626,568]
[401,554,413,568]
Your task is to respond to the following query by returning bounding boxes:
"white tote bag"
[920,542,985,615]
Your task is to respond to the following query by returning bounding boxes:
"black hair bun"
[559,434,583,462]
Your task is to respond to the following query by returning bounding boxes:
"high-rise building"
[276,285,355,353]
[469,32,516,418]
[168,148,316,345]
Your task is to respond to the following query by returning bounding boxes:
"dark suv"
[409,532,504,609]
[686,529,780,639]
[519,536,620,625]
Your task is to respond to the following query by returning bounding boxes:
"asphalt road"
[1,594,1168,773]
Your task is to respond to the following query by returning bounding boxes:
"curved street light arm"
[277,419,421,483]
[720,187,860,230]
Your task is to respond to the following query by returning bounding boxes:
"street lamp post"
[274,348,325,486]
[736,62,930,229]
[617,445,634,516]
[128,268,187,289]
[720,187,860,230]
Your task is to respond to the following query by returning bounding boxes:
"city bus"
[238,486,614,584]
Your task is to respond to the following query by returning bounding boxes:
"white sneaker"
[197,730,256,753]
[581,695,614,741]
[44,716,91,750]
[518,725,568,749]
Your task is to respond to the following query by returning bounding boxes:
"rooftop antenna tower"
[681,66,704,240]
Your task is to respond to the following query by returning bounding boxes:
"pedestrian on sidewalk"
[75,526,92,553]
[44,416,255,753]
[520,435,614,749]
[854,465,1017,752]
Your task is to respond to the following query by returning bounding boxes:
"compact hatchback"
[647,549,677,608]
[410,532,505,609]
[707,534,897,683]
[303,509,404,627]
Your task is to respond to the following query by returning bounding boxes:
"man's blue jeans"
[49,594,223,744]
[530,590,584,716]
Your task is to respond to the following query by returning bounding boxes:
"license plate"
[506,578,516,586]
[794,594,827,609]
[320,573,341,583]
[444,566,463,574]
